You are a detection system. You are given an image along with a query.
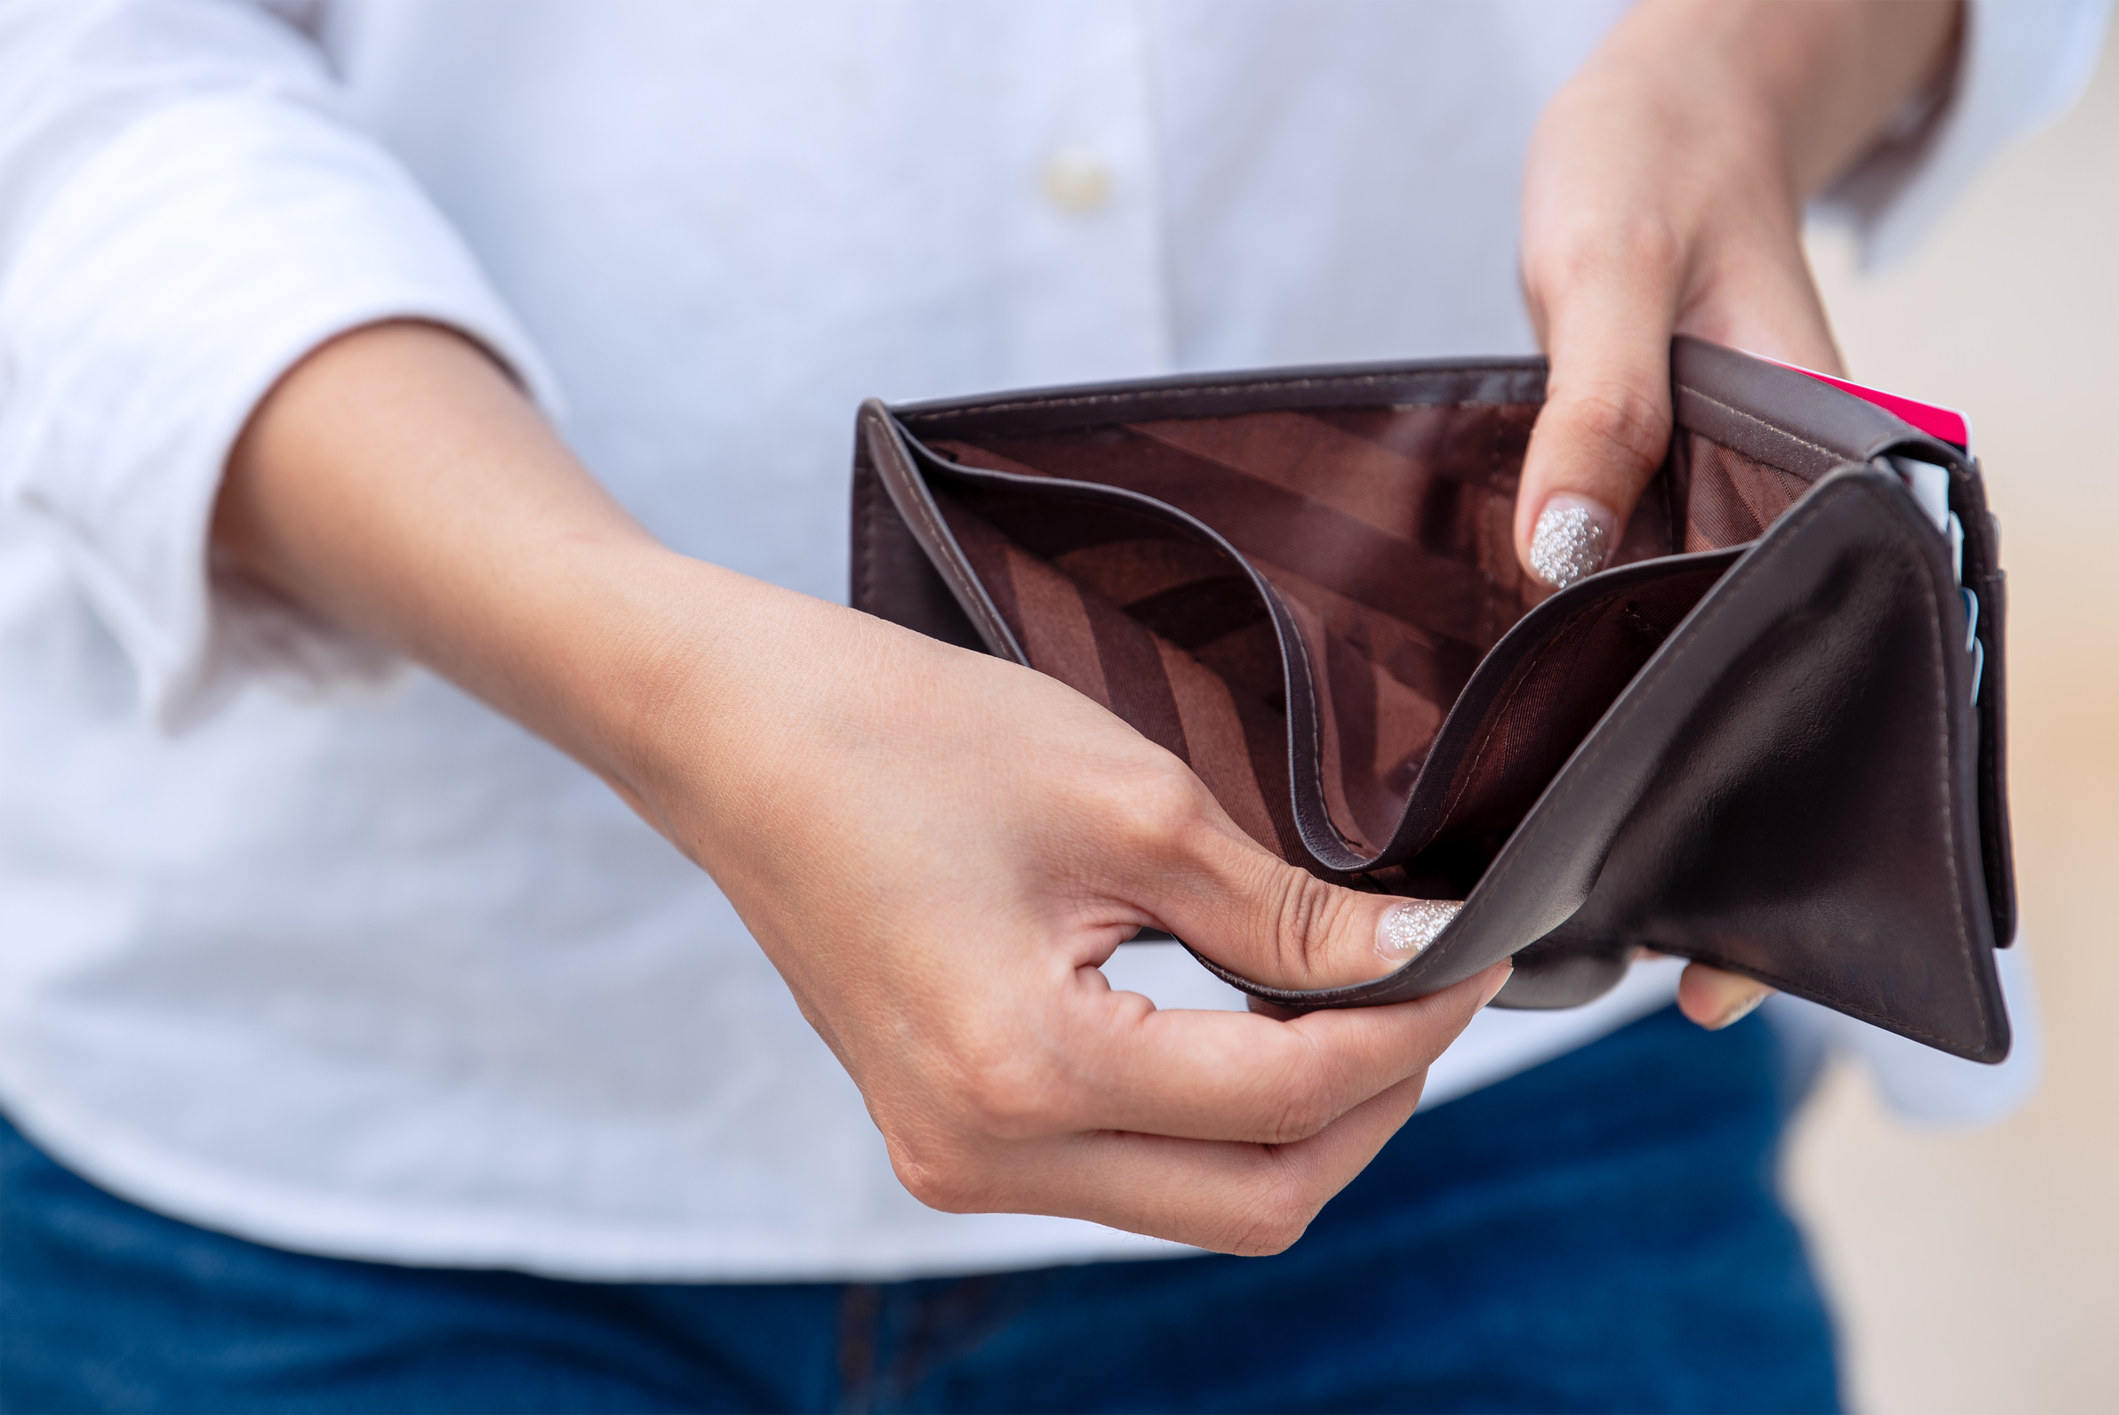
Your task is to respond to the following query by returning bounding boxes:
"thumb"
[1515,272,1677,589]
[1142,826,1466,993]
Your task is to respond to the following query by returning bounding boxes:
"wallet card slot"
[1674,429,1821,552]
[1368,551,1742,894]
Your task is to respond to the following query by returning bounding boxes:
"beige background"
[1787,19,2119,1414]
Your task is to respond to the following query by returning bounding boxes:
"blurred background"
[1788,18,2118,1414]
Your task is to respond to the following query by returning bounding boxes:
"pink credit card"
[1756,354,1971,452]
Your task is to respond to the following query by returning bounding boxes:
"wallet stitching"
[907,384,1532,425]
[1281,601,1360,858]
[856,461,878,612]
[1677,384,1839,470]
[1699,959,1963,1051]
[1467,478,1983,1047]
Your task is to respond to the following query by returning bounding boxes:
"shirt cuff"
[0,93,560,731]
[1814,0,2111,266]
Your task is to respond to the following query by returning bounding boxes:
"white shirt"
[0,0,2100,1282]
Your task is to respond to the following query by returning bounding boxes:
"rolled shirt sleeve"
[1817,0,2112,264]
[0,0,557,730]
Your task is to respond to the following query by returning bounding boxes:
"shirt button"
[1040,146,1112,214]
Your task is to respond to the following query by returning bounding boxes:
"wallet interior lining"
[926,406,1816,870]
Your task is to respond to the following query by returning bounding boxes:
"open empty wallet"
[847,337,2014,1062]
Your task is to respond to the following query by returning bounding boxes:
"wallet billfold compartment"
[848,337,2014,1062]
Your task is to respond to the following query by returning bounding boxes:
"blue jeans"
[0,1007,1838,1413]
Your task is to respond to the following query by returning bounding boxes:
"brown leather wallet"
[848,337,2014,1062]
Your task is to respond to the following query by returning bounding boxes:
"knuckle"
[1260,1057,1341,1145]
[1617,212,1685,278]
[1558,382,1670,472]
[883,1135,988,1215]
[1110,759,1210,852]
[1266,870,1355,985]
[1537,209,1683,289]
[941,1022,1076,1141]
[959,1059,1065,1139]
[1225,1177,1319,1257]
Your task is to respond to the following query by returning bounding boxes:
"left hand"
[1514,0,1962,1029]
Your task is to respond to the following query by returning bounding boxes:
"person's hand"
[216,321,1508,1256]
[1514,0,1961,1029]
[618,576,1511,1253]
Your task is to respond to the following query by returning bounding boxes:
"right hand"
[615,572,1509,1255]
[216,321,1506,1257]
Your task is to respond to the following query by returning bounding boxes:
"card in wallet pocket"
[846,337,2015,1062]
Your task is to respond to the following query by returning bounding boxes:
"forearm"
[214,321,775,825]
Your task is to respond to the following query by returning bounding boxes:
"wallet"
[848,337,2014,1062]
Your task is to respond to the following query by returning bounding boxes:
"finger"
[1516,254,1679,589]
[1061,958,1510,1146]
[1677,961,1772,1030]
[990,1071,1433,1256]
[1128,814,1466,994]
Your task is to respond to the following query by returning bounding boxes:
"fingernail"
[1528,493,1618,589]
[1707,987,1769,1031]
[1478,960,1514,1008]
[1376,899,1463,964]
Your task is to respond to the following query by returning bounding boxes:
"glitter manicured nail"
[1528,494,1618,589]
[1377,899,1463,963]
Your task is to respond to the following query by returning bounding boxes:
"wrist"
[535,546,774,818]
[1567,19,1805,220]
[1590,0,1960,201]
[572,550,884,857]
